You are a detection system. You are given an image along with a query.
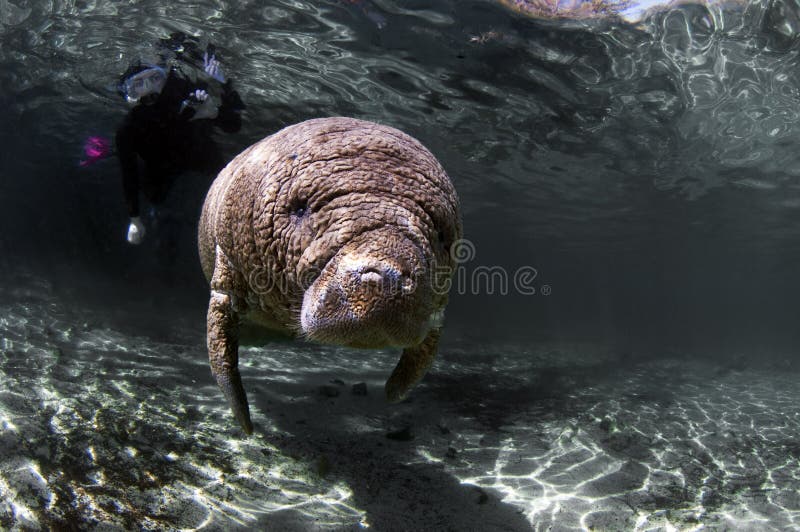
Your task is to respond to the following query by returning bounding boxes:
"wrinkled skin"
[496,0,631,19]
[493,0,742,23]
[198,117,462,434]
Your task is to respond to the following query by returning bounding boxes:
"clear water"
[1,0,799,530]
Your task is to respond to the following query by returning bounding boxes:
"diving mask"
[122,66,167,104]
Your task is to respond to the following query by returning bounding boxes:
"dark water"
[1,0,799,530]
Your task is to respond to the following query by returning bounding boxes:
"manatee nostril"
[351,264,418,296]
[354,264,402,287]
[360,270,383,285]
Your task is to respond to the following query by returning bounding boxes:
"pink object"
[80,136,112,166]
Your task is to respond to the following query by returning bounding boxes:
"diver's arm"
[164,73,201,121]
[203,51,243,133]
[215,81,243,133]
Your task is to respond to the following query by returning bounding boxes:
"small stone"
[352,382,368,396]
[183,406,201,421]
[386,427,414,441]
[599,416,615,432]
[317,455,331,477]
[330,379,345,386]
[445,447,458,459]
[319,385,340,398]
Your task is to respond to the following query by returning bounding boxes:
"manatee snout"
[300,230,433,348]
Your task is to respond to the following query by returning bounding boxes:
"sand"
[1,273,798,530]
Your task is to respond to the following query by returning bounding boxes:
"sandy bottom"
[1,273,798,531]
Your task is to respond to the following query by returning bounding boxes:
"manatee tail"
[207,289,253,435]
[385,328,441,403]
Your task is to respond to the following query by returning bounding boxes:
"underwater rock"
[316,455,331,478]
[319,385,341,398]
[599,416,615,432]
[386,427,414,441]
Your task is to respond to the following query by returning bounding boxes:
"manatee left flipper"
[385,328,441,403]
[207,248,253,435]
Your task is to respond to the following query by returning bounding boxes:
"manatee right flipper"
[207,249,253,435]
[385,328,441,403]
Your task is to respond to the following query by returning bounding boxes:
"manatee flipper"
[207,250,253,434]
[385,328,441,403]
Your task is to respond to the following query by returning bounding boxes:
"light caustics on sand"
[433,361,800,530]
[1,275,799,529]
[0,278,369,530]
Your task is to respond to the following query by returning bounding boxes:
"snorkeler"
[115,47,244,245]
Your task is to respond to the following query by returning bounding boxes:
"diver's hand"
[127,216,145,245]
[188,90,217,119]
[203,52,226,83]
[186,89,219,120]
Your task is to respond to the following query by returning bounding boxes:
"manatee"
[198,117,462,434]
[494,0,737,22]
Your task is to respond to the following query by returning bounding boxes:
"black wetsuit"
[115,68,243,218]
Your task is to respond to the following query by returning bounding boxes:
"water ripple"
[2,0,800,242]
